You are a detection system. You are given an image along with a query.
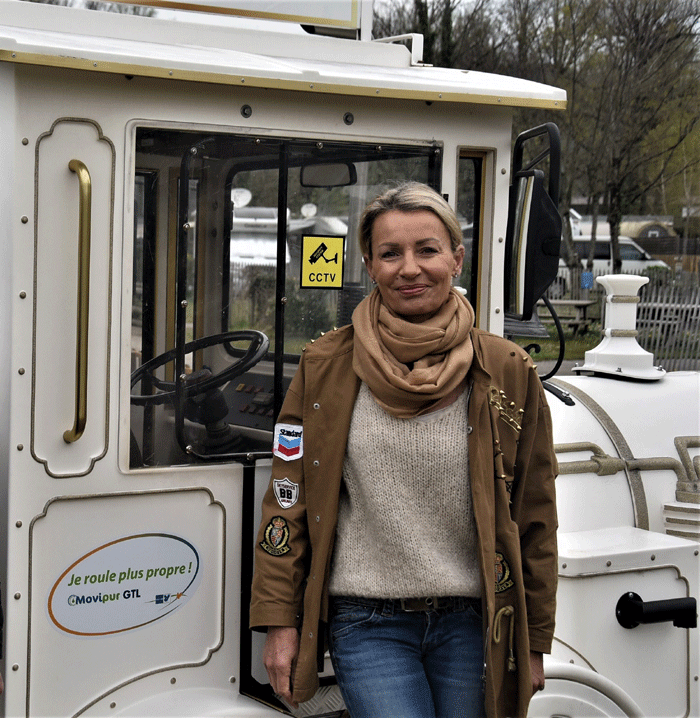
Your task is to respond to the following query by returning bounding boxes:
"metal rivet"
[14,593,20,600]
[110,702,116,709]
[495,308,501,314]
[501,168,507,174]
[21,216,28,224]
[17,444,23,451]
[180,299,188,308]
[498,237,504,243]
[22,138,28,145]
[343,112,354,125]
[12,664,18,671]
[313,460,319,467]
[19,291,26,299]
[561,563,567,569]
[229,676,236,684]
[467,426,473,434]
[241,105,252,118]
[16,521,22,528]
[280,296,287,305]
[316,516,320,522]
[606,561,611,567]
[650,554,656,561]
[313,403,320,409]
[18,368,24,375]
[170,677,176,684]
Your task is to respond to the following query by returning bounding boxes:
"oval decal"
[47,534,201,637]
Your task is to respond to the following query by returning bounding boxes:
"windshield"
[129,127,479,467]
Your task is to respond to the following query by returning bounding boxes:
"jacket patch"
[495,552,514,593]
[260,517,291,556]
[274,478,299,509]
[274,423,303,461]
[488,386,523,432]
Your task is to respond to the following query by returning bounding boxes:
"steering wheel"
[131,330,269,406]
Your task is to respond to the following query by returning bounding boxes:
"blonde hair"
[359,182,463,258]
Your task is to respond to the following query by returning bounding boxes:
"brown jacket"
[250,325,558,718]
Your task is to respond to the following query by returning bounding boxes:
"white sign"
[117,0,361,28]
[47,533,202,637]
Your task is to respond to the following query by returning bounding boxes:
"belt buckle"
[399,596,440,612]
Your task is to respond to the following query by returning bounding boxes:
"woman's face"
[364,209,464,323]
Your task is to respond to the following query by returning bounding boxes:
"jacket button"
[467,426,473,434]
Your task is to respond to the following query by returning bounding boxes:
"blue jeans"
[328,596,484,718]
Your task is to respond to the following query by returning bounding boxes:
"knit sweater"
[328,382,481,599]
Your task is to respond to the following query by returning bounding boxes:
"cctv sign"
[300,235,345,289]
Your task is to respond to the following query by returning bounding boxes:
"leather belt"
[399,596,478,612]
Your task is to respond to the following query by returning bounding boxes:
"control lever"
[616,591,697,629]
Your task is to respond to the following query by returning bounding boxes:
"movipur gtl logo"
[48,534,201,637]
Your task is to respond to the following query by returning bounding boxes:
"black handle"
[616,591,697,629]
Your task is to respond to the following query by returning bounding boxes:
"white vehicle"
[561,235,670,274]
[0,2,697,717]
[552,236,670,296]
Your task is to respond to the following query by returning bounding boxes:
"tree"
[592,0,700,271]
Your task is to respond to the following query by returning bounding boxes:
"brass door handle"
[63,159,91,443]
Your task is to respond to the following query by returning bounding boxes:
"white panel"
[32,118,114,476]
[28,490,224,717]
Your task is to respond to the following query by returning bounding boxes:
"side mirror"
[504,123,562,321]
[300,162,357,188]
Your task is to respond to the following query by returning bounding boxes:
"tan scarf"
[352,288,475,418]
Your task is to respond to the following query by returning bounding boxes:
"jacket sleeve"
[249,357,310,631]
[510,368,558,654]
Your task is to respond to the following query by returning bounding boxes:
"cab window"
[129,128,480,468]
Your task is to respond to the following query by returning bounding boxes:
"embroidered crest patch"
[260,516,291,556]
[274,478,299,509]
[495,552,514,593]
[273,423,304,461]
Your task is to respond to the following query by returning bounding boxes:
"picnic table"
[537,299,596,336]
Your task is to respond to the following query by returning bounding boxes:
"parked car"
[552,236,669,294]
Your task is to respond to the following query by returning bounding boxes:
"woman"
[250,182,558,718]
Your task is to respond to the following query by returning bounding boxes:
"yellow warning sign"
[300,235,345,289]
